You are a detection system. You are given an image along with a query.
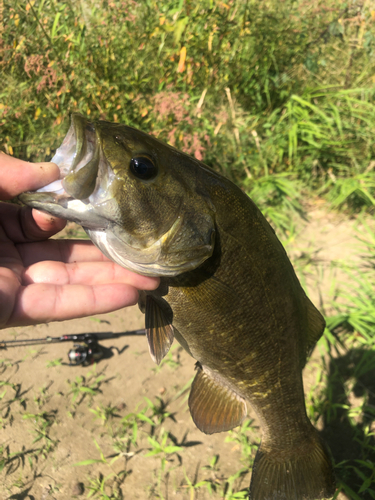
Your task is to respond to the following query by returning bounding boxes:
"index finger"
[0,153,60,200]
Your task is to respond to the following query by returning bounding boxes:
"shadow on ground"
[321,347,375,500]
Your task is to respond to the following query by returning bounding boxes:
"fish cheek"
[161,209,215,263]
[110,176,182,244]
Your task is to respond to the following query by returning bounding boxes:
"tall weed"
[2,1,374,220]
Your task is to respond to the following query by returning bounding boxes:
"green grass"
[2,0,375,227]
[67,364,107,407]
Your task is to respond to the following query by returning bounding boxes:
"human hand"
[0,153,159,328]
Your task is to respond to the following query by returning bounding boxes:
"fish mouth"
[34,114,98,197]
[49,114,100,200]
[19,114,111,230]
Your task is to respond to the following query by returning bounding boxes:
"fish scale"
[20,113,336,500]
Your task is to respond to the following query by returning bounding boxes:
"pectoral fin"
[189,363,247,434]
[145,295,174,365]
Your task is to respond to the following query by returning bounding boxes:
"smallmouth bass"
[20,114,336,500]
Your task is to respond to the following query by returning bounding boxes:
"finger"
[23,260,160,290]
[31,208,67,234]
[17,240,115,267]
[0,270,21,328]
[0,154,59,200]
[0,203,66,243]
[7,283,142,327]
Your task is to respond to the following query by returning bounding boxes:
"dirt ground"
[0,205,372,500]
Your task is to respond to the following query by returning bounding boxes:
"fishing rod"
[0,329,146,366]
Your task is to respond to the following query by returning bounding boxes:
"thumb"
[0,153,59,200]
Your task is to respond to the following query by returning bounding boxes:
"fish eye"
[130,156,158,181]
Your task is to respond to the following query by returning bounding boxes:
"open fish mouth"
[38,114,100,200]
[19,114,114,231]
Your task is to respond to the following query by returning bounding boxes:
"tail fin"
[249,431,336,500]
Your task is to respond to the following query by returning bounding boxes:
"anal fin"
[188,363,247,434]
[145,295,174,365]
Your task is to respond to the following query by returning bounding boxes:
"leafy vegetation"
[1,0,375,498]
[2,0,375,222]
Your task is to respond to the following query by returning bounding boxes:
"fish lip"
[25,114,99,200]
[18,114,106,228]
[69,113,96,168]
[61,114,101,200]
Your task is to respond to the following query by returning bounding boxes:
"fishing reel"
[67,338,104,366]
[0,329,146,367]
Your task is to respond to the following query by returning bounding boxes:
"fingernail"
[32,208,67,232]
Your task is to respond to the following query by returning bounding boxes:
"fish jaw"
[19,114,117,231]
[85,215,215,277]
[20,190,110,230]
[19,114,216,277]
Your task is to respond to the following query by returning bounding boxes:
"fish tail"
[249,430,336,500]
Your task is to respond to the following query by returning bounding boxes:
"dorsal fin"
[304,296,326,361]
[145,295,174,365]
[188,363,247,434]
